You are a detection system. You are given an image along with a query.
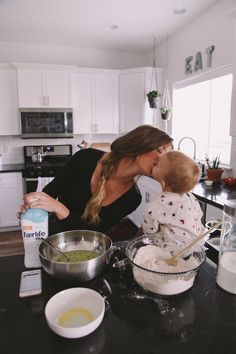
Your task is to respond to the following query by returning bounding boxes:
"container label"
[23,230,46,239]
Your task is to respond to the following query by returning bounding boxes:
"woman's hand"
[19,192,70,220]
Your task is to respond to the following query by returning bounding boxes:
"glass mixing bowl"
[125,235,206,296]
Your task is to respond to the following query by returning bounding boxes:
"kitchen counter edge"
[0,163,25,173]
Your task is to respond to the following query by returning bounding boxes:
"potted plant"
[160,106,172,120]
[147,90,161,109]
[205,154,224,183]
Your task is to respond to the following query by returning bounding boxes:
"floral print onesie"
[142,191,205,251]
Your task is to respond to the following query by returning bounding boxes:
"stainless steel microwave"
[20,108,73,139]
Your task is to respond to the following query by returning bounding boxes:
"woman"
[19,125,173,236]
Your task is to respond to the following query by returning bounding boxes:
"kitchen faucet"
[177,136,196,160]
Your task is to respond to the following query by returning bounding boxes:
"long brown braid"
[82,125,173,224]
[82,152,121,223]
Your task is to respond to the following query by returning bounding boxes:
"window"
[172,69,232,166]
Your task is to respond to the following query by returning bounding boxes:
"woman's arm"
[21,192,69,220]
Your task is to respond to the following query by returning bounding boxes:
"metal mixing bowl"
[125,235,206,296]
[39,230,112,282]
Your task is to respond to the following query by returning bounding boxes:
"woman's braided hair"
[82,125,173,224]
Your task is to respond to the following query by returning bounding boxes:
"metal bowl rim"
[39,229,113,264]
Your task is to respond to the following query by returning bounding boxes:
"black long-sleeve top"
[43,148,141,235]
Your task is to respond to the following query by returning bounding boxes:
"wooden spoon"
[164,221,222,266]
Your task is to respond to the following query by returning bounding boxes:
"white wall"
[153,0,236,173]
[158,0,234,84]
[0,41,149,70]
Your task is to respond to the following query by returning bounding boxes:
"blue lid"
[21,208,48,223]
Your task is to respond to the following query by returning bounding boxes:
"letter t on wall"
[205,45,215,67]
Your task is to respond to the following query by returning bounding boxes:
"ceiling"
[0,0,220,53]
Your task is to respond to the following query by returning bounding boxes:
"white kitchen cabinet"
[72,73,93,134]
[17,69,72,108]
[0,66,19,135]
[119,67,163,133]
[0,172,23,228]
[72,70,119,134]
[128,176,162,228]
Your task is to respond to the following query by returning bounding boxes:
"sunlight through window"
[172,73,232,165]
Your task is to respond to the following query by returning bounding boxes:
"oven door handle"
[25,178,39,182]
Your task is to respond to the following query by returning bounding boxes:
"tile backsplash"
[0,134,117,164]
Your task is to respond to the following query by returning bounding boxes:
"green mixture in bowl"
[52,250,101,263]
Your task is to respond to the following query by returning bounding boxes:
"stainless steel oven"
[23,144,72,193]
[20,108,73,139]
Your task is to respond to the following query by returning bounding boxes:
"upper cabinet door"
[0,69,19,135]
[119,67,163,133]
[46,71,71,108]
[119,72,145,133]
[17,69,72,108]
[17,69,45,107]
[72,73,93,134]
[72,71,119,134]
[94,74,119,134]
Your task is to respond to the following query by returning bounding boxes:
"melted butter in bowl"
[58,307,94,327]
[45,288,105,338]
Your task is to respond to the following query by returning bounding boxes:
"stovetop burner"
[25,161,68,169]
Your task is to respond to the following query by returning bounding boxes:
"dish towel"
[36,177,54,192]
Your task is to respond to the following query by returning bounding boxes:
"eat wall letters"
[185,45,215,75]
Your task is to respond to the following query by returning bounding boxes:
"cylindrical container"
[216,199,236,294]
[21,208,48,268]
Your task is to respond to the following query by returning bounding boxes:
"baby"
[142,150,205,251]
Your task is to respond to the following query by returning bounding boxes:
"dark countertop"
[192,181,236,209]
[0,163,25,173]
[0,245,236,354]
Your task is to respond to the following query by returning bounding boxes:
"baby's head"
[152,150,200,193]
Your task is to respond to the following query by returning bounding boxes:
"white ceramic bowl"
[45,288,105,338]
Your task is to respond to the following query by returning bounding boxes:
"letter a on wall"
[194,52,203,72]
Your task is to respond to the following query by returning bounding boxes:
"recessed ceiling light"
[107,24,119,30]
[173,7,186,15]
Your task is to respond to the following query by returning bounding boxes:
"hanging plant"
[147,90,161,109]
[160,106,172,120]
[160,79,172,120]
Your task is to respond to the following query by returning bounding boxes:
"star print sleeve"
[142,199,163,234]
